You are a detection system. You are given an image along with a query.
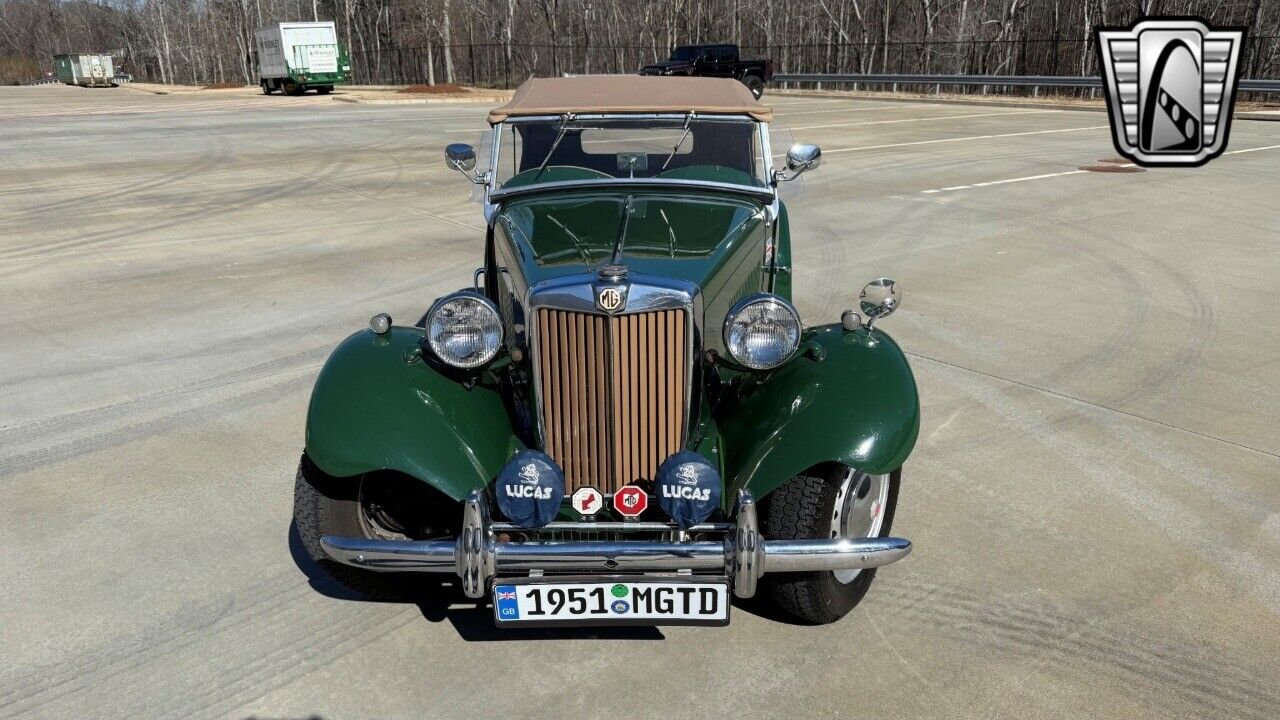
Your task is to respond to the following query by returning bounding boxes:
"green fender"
[304,326,518,501]
[718,324,920,499]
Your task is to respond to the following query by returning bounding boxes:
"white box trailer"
[54,54,115,88]
[255,21,350,96]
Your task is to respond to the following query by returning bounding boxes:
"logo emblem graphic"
[611,583,629,598]
[613,485,648,517]
[1097,18,1244,166]
[570,486,604,516]
[675,465,700,486]
[611,599,630,614]
[518,462,540,484]
[596,286,624,313]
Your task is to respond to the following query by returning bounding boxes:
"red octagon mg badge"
[613,485,648,517]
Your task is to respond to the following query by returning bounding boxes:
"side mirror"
[859,278,901,330]
[445,143,476,173]
[445,143,487,185]
[785,144,821,176]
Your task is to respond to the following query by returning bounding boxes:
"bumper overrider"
[320,488,912,600]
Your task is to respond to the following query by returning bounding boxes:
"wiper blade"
[533,113,574,181]
[610,195,635,265]
[545,213,595,264]
[661,111,695,171]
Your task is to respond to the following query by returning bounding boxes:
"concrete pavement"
[2,83,1278,719]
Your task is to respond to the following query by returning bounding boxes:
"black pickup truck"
[639,44,774,99]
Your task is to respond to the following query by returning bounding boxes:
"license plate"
[493,577,730,627]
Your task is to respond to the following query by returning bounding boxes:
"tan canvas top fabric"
[488,75,772,123]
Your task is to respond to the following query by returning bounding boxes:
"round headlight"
[425,292,503,369]
[723,293,801,370]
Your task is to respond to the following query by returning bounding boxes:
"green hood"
[494,190,769,291]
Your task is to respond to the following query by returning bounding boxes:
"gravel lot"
[2,83,1279,720]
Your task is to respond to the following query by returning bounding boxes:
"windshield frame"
[484,113,777,205]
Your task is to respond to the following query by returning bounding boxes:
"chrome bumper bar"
[320,489,912,599]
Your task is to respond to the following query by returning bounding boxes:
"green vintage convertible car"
[294,76,917,626]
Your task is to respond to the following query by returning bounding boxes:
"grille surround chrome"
[527,272,700,494]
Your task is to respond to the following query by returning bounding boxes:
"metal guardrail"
[774,73,1280,94]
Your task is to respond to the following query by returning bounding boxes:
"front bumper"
[320,489,911,599]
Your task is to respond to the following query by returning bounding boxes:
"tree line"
[2,0,1277,86]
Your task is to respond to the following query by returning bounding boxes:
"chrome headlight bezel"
[722,293,802,371]
[424,291,504,369]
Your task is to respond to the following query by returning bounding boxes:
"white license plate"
[493,578,730,626]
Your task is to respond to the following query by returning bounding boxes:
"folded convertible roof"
[488,75,772,123]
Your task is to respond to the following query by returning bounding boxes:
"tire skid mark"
[0,573,416,719]
[875,576,1279,719]
[0,369,315,480]
[2,145,223,229]
[918,355,1280,615]
[1107,246,1216,409]
[0,345,328,446]
[0,259,462,421]
[1032,231,1151,391]
[159,607,422,720]
[0,570,309,713]
[0,145,345,264]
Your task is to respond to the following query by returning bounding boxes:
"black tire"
[742,74,765,99]
[283,80,304,96]
[316,86,332,95]
[293,454,409,599]
[261,81,273,95]
[763,465,900,624]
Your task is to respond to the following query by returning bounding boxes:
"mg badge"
[596,286,625,313]
[1097,18,1244,167]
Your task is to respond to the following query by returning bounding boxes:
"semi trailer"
[255,21,350,96]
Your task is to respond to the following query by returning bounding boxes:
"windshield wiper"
[661,112,695,171]
[546,213,595,264]
[533,113,574,181]
[610,195,635,264]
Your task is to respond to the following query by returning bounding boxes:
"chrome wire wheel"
[829,469,890,584]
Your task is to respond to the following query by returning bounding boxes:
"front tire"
[764,465,900,624]
[293,455,409,599]
[742,74,765,99]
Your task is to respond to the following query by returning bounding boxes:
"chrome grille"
[535,307,689,494]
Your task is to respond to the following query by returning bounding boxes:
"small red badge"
[613,485,649,518]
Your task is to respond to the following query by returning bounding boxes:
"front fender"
[718,324,920,499]
[304,327,518,501]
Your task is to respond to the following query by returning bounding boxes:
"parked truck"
[639,44,773,99]
[54,54,116,88]
[255,21,350,96]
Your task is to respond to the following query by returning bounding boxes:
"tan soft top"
[488,75,772,124]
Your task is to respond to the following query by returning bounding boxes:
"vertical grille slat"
[537,307,688,495]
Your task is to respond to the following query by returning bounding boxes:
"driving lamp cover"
[494,450,565,529]
[655,451,723,529]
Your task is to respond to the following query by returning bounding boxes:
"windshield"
[493,117,767,192]
[670,46,698,61]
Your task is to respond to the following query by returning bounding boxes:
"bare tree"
[1,0,1276,88]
